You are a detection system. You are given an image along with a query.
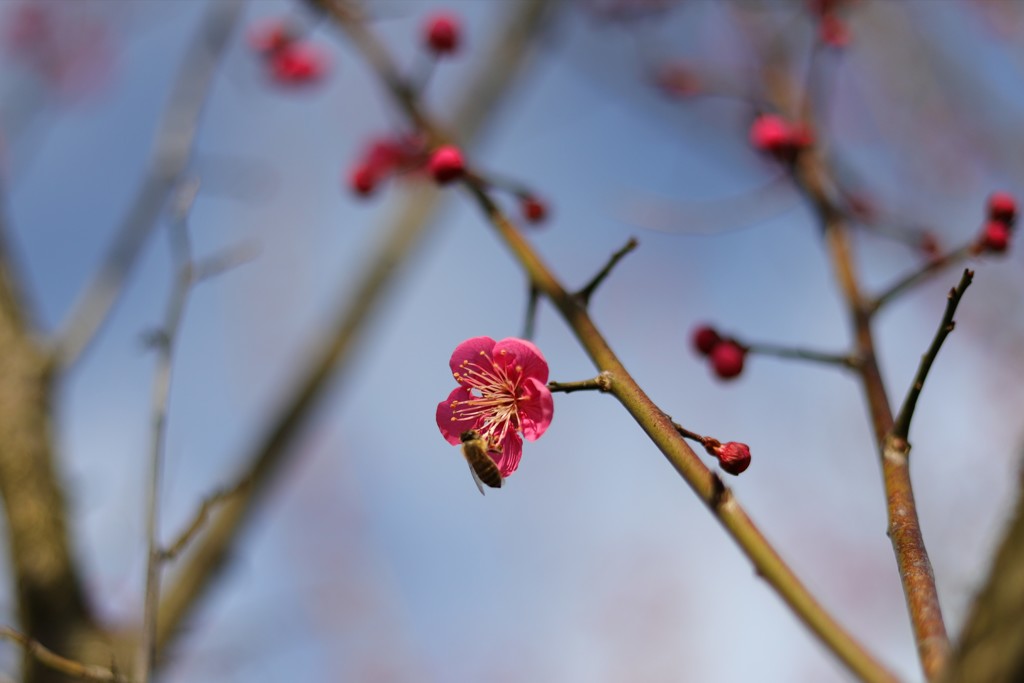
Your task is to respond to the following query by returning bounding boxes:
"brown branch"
[547,373,612,394]
[779,76,950,679]
[0,186,94,683]
[154,0,556,661]
[159,477,252,563]
[49,0,244,372]
[0,627,128,683]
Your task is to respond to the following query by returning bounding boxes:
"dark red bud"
[710,341,745,380]
[716,442,751,475]
[691,326,721,356]
[427,145,465,184]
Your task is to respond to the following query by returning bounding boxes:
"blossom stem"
[743,342,860,369]
[547,373,612,394]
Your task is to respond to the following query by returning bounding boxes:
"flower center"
[450,350,523,445]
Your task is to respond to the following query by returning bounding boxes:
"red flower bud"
[710,341,745,380]
[749,114,790,154]
[427,145,465,184]
[979,220,1010,253]
[248,19,294,55]
[521,196,548,224]
[987,192,1017,225]
[349,164,377,197]
[269,44,327,84]
[715,442,751,475]
[691,325,721,356]
[819,14,849,47]
[425,13,460,55]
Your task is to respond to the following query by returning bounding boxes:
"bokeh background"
[1,0,1024,681]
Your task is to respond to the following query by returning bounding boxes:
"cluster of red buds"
[424,13,461,55]
[974,192,1017,254]
[749,114,814,162]
[700,438,752,476]
[692,325,746,380]
[248,19,327,85]
[348,135,429,197]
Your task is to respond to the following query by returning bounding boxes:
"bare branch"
[0,627,128,683]
[547,373,612,394]
[49,0,244,372]
[159,477,252,563]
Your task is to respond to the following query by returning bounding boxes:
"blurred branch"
[0,181,94,683]
[0,627,128,683]
[869,244,974,314]
[137,179,201,683]
[49,0,244,372]
[941,460,1024,683]
[155,0,556,660]
[336,4,899,682]
[0,183,37,335]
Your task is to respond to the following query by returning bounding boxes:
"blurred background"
[1,0,1023,681]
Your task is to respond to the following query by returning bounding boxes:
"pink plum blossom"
[436,336,554,478]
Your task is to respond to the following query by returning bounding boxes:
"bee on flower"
[436,337,554,489]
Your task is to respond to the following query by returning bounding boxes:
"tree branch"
[49,0,244,372]
[0,628,127,683]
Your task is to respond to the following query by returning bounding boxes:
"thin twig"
[138,181,199,683]
[574,237,638,306]
[49,0,244,372]
[547,373,612,394]
[0,627,127,683]
[160,477,252,562]
[890,270,973,441]
[869,243,974,314]
[744,342,860,369]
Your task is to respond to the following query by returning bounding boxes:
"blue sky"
[2,1,1024,681]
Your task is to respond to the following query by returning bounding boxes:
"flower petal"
[449,336,497,388]
[436,386,479,445]
[492,431,523,477]
[493,337,549,384]
[518,376,553,441]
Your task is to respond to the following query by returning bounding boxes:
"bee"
[460,430,504,494]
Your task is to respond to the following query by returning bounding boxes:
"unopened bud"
[715,442,751,475]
